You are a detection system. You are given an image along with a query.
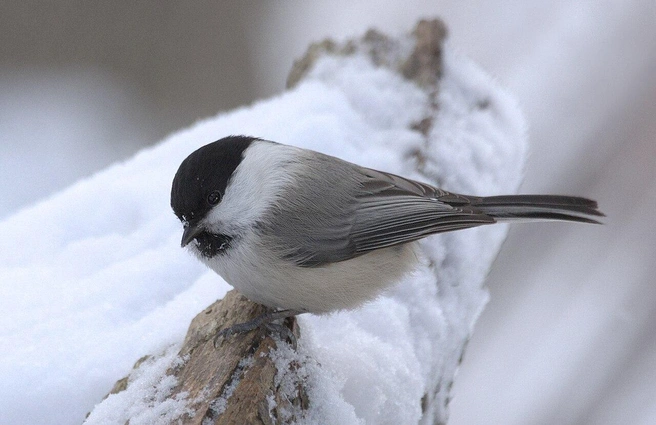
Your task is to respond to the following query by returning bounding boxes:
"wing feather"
[271,154,494,267]
[350,178,494,254]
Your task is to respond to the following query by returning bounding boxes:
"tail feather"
[471,195,604,224]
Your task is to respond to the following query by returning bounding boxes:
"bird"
[171,135,603,335]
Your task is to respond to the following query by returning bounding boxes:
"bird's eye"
[207,190,222,205]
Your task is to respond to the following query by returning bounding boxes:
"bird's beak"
[181,222,203,247]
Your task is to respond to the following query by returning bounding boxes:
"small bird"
[171,136,603,334]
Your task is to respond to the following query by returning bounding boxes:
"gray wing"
[267,151,494,267]
[348,168,495,254]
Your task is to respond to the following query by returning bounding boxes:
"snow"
[0,39,526,424]
[84,346,192,425]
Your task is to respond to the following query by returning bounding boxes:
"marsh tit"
[171,136,603,331]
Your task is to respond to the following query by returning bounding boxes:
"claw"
[213,309,304,347]
[265,320,298,348]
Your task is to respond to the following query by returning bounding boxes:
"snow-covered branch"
[1,19,526,425]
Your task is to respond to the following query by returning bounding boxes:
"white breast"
[205,229,419,313]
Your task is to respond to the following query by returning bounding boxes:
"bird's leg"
[213,308,304,346]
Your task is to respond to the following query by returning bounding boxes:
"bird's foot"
[213,308,304,347]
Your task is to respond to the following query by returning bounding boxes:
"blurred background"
[1,1,654,424]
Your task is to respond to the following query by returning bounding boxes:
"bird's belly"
[206,241,419,314]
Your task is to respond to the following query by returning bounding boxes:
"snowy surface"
[0,42,525,424]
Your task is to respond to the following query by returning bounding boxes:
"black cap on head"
[171,135,256,225]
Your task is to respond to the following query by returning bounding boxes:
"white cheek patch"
[205,141,305,234]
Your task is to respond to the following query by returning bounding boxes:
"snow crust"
[0,44,525,425]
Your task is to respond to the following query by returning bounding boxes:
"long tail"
[469,195,604,224]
